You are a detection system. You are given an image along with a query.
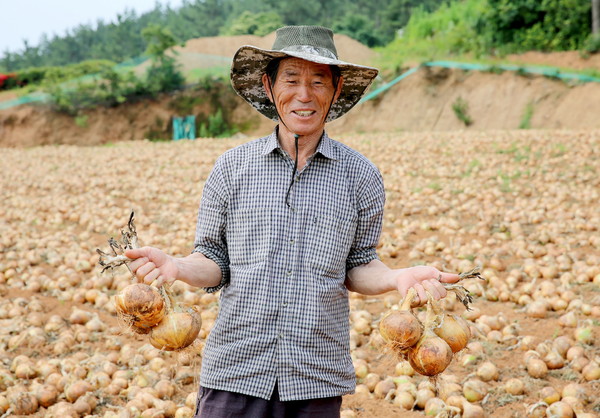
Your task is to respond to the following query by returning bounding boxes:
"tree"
[142,24,184,93]
[593,0,600,34]
[221,11,283,36]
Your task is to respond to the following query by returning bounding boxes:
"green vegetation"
[199,109,234,138]
[519,102,534,129]
[375,0,597,77]
[452,97,473,126]
[44,25,185,115]
[1,0,447,72]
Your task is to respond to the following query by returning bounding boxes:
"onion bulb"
[114,283,166,332]
[430,297,470,353]
[379,288,422,351]
[407,296,453,376]
[149,309,201,351]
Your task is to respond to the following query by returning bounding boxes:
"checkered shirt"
[193,129,385,401]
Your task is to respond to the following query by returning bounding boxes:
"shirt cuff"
[192,247,230,293]
[346,248,379,271]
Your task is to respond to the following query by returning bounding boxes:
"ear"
[262,73,274,103]
[333,75,344,103]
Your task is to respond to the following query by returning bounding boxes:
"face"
[262,57,342,138]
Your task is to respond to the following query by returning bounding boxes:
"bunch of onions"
[103,212,201,351]
[114,282,201,351]
[378,277,477,377]
[379,288,423,353]
[407,295,454,377]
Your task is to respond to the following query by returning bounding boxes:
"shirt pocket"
[306,212,358,275]
[227,207,273,266]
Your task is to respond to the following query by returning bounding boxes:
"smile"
[293,110,316,117]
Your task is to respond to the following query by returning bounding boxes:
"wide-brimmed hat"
[230,25,379,122]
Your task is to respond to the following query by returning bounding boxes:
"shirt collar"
[261,127,338,161]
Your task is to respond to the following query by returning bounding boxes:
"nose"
[295,82,312,102]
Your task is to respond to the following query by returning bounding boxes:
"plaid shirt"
[193,129,385,401]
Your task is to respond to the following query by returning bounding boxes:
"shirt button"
[278,333,284,339]
[282,302,288,307]
[289,239,295,245]
[286,270,292,277]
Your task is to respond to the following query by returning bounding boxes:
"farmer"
[126,25,460,417]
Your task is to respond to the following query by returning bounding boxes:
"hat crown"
[272,26,338,59]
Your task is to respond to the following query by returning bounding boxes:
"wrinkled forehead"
[277,57,334,78]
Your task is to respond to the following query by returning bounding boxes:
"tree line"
[0,0,446,71]
[2,0,599,73]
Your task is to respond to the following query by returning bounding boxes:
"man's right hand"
[125,247,179,287]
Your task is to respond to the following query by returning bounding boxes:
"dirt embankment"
[1,34,600,147]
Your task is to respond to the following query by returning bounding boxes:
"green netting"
[0,93,49,110]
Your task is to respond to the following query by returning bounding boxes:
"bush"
[198,109,234,138]
[452,97,473,126]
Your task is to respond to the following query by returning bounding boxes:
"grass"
[519,102,534,129]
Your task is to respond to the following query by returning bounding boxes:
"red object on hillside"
[0,73,18,90]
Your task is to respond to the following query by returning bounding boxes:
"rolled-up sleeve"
[346,168,385,271]
[193,160,230,293]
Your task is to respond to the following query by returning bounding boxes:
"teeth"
[295,111,314,117]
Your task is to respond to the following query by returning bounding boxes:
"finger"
[143,268,161,285]
[421,280,442,300]
[413,283,427,307]
[128,257,148,272]
[439,272,460,283]
[136,262,156,278]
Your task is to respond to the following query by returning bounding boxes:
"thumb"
[124,247,150,259]
[439,272,460,284]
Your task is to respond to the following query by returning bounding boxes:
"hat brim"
[230,45,379,122]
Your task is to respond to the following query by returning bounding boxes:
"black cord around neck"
[284,134,299,208]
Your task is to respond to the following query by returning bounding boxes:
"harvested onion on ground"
[96,211,201,351]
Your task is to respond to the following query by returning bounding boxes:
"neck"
[277,126,323,169]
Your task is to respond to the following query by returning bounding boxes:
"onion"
[526,358,548,378]
[424,397,446,416]
[539,386,560,404]
[574,325,594,345]
[35,384,58,408]
[353,359,369,379]
[150,309,201,351]
[8,391,38,415]
[373,378,395,399]
[394,361,415,376]
[462,400,485,418]
[476,361,499,381]
[393,390,415,410]
[65,380,93,402]
[379,288,423,351]
[504,378,524,395]
[581,361,600,381]
[462,379,488,402]
[433,311,470,353]
[407,299,453,377]
[415,388,435,409]
[546,401,574,418]
[114,283,166,331]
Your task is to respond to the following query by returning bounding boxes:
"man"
[126,25,459,417]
